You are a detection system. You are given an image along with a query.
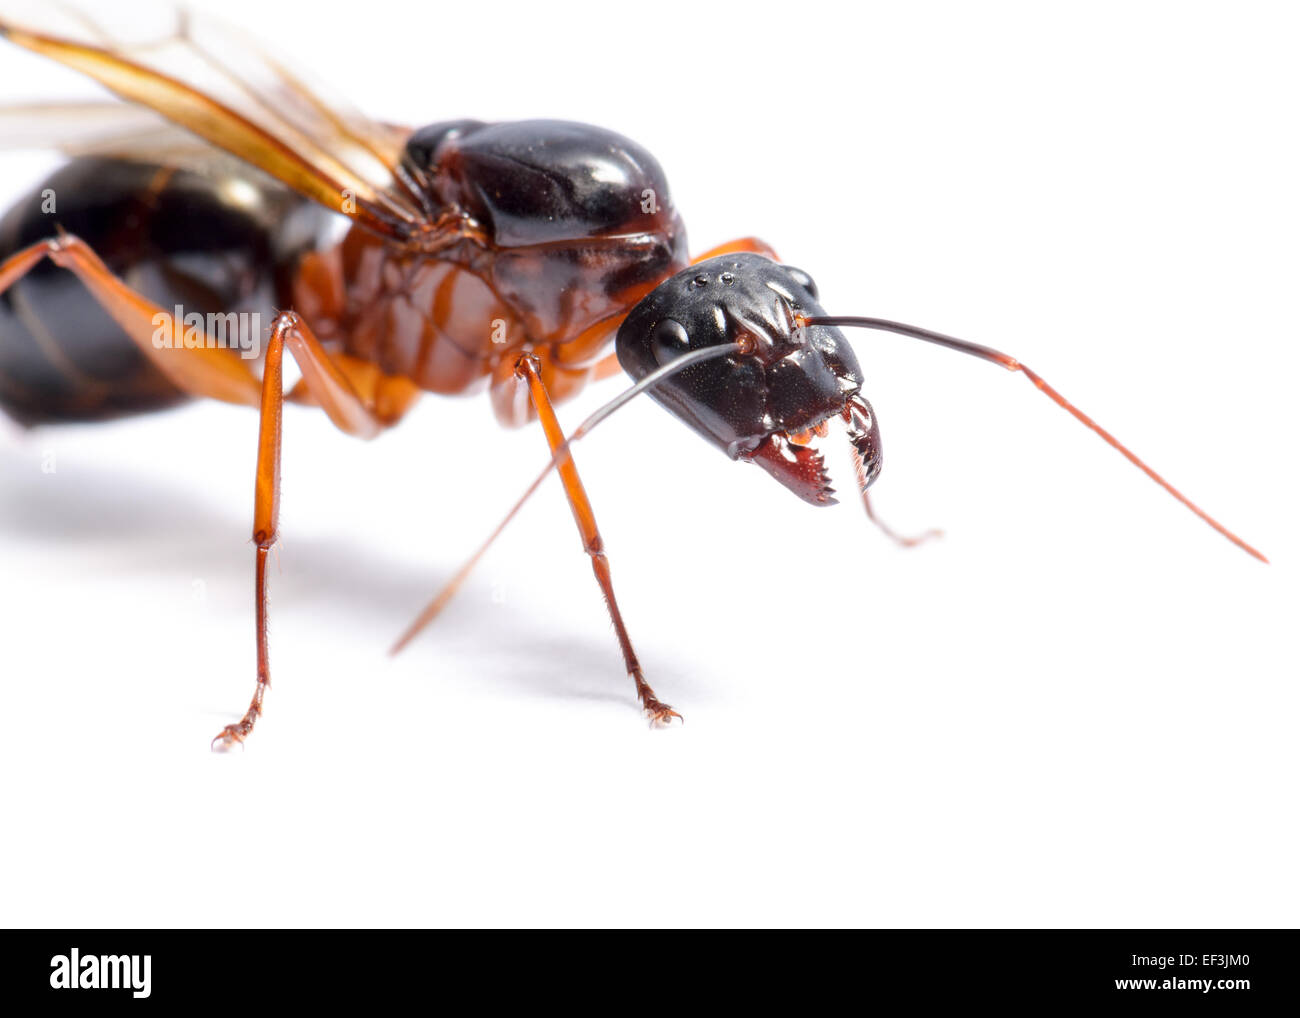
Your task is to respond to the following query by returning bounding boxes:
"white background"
[0,0,1295,928]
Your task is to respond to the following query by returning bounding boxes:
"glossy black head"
[616,253,881,504]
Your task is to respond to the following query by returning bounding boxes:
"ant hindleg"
[0,235,412,748]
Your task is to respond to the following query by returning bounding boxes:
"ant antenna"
[392,342,746,653]
[801,314,1267,563]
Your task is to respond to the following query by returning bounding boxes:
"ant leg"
[287,351,422,426]
[566,243,779,388]
[591,352,623,381]
[0,234,261,405]
[861,491,944,549]
[691,237,780,262]
[213,313,412,749]
[0,236,407,748]
[516,354,680,726]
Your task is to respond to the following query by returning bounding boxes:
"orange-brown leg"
[516,354,679,726]
[591,351,623,382]
[287,351,422,426]
[570,242,780,385]
[692,237,780,262]
[212,311,403,749]
[0,234,261,405]
[0,235,403,748]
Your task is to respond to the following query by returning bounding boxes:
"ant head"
[615,253,880,504]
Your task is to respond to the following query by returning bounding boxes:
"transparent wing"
[0,100,309,184]
[0,100,212,159]
[0,2,435,240]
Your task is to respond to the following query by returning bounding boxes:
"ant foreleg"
[691,237,780,263]
[515,354,680,727]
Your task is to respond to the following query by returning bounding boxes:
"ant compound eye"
[651,318,691,366]
[784,266,818,300]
